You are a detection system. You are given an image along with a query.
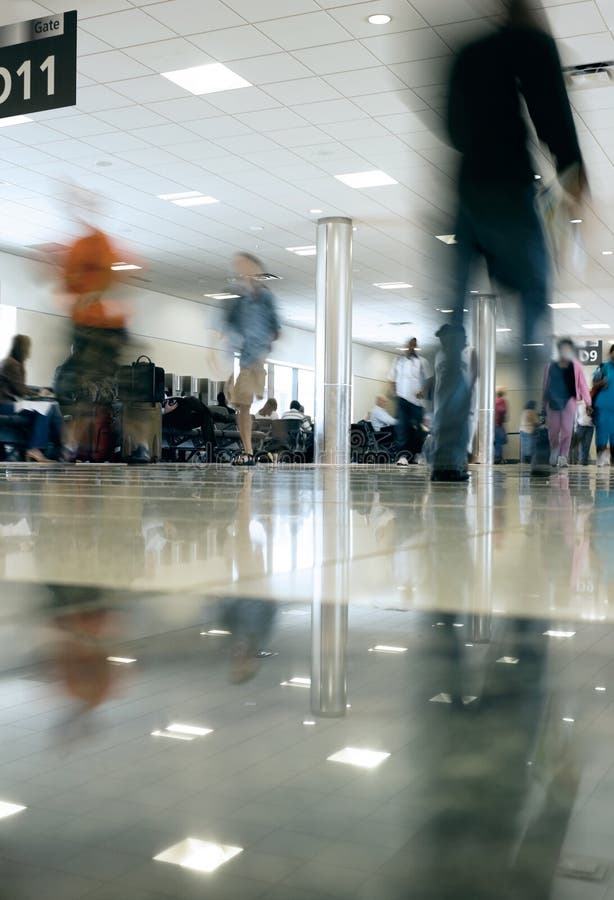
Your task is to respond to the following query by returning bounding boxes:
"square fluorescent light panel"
[281,676,311,687]
[0,116,31,127]
[154,838,243,873]
[368,645,407,654]
[327,747,390,769]
[374,282,412,290]
[436,234,457,244]
[162,63,251,95]
[0,801,26,819]
[335,170,397,188]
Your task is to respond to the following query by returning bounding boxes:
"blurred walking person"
[543,339,591,468]
[432,0,586,481]
[519,400,538,464]
[494,388,508,464]
[389,337,431,466]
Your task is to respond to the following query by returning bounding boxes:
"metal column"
[314,217,353,466]
[311,467,349,717]
[471,293,497,466]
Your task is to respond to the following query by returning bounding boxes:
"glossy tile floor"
[0,462,614,899]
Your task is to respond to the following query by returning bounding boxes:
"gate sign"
[577,339,602,366]
[0,11,77,120]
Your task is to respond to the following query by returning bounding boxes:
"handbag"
[118,355,165,404]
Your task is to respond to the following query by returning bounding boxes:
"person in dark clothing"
[216,392,236,416]
[431,0,587,481]
[162,395,215,461]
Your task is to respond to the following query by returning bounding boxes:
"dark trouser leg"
[432,335,471,473]
[395,398,411,453]
[577,425,593,464]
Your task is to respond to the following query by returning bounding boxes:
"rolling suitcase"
[121,403,162,462]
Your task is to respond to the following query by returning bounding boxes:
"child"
[575,399,594,466]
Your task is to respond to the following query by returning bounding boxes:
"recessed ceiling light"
[111,263,142,271]
[281,676,311,687]
[167,723,213,737]
[543,630,575,638]
[172,195,219,207]
[497,656,519,665]
[368,14,392,25]
[562,717,575,723]
[603,250,613,256]
[368,645,408,653]
[595,686,607,692]
[438,308,454,314]
[496,328,512,333]
[327,747,390,769]
[0,801,26,819]
[303,719,316,726]
[335,170,398,189]
[107,656,137,665]
[0,115,32,127]
[203,293,240,301]
[310,208,323,214]
[570,218,583,224]
[549,302,581,309]
[154,839,243,873]
[374,282,413,290]
[534,174,542,180]
[161,63,252,96]
[157,191,201,201]
[436,234,457,244]
[582,324,610,330]
[286,246,317,256]
[151,730,194,741]
[200,628,232,635]
[249,225,264,231]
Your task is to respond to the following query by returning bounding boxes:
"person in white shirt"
[388,337,432,464]
[282,401,312,432]
[575,399,594,466]
[370,395,398,433]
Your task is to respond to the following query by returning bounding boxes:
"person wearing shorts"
[224,253,281,465]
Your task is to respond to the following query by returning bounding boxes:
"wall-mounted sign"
[0,11,76,120]
[577,339,602,366]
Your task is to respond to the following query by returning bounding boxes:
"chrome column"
[472,293,497,466]
[315,217,353,465]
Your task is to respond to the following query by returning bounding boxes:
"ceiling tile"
[435,19,498,51]
[257,12,350,51]
[46,0,132,14]
[95,106,170,129]
[389,58,450,88]
[189,25,280,61]
[48,114,115,137]
[223,0,318,19]
[546,2,605,38]
[130,123,199,146]
[186,116,254,138]
[322,119,392,141]
[324,67,406,97]
[31,139,97,160]
[109,75,187,103]
[292,98,367,124]
[76,84,134,112]
[125,38,213,71]
[3,123,70,145]
[375,109,444,134]
[169,140,228,161]
[206,86,283,114]
[229,53,313,84]
[409,0,505,26]
[292,41,380,74]
[146,96,222,122]
[558,32,614,66]
[80,9,176,48]
[78,50,154,82]
[83,131,151,152]
[238,108,308,131]
[145,0,243,34]
[264,77,341,105]
[115,147,180,166]
[361,28,451,64]
[267,125,330,146]
[327,0,426,37]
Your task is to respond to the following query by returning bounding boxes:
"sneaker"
[557,456,568,468]
[549,449,559,467]
[396,456,409,467]
[597,450,609,468]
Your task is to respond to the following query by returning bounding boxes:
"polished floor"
[0,462,613,899]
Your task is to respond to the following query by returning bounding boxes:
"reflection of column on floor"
[471,293,496,466]
[471,474,493,643]
[311,467,349,717]
[314,216,353,466]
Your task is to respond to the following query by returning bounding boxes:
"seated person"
[282,400,312,431]
[256,398,279,420]
[217,391,236,416]
[370,395,398,433]
[0,334,63,462]
[162,392,215,458]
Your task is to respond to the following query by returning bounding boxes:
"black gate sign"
[0,11,76,120]
[577,340,602,366]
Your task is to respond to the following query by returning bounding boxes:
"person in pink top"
[543,338,591,467]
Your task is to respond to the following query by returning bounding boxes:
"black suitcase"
[118,356,165,404]
[532,424,551,467]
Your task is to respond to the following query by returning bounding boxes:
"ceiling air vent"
[565,62,614,90]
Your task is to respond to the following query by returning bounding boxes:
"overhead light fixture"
[497,656,519,665]
[436,234,457,244]
[570,218,583,224]
[368,14,392,25]
[562,717,575,723]
[374,282,413,290]
[602,250,613,256]
[534,174,542,180]
[310,208,323,214]
[595,686,607,692]
[335,170,398,189]
[172,195,218,207]
[549,302,581,309]
[327,747,390,769]
[200,628,232,635]
[157,191,201,201]
[582,323,610,330]
[203,294,240,301]
[286,245,317,256]
[151,730,194,742]
[0,115,32,127]
[111,262,142,271]
[368,645,408,654]
[543,629,576,638]
[154,839,243,873]
[166,723,213,737]
[496,328,512,333]
[281,676,311,688]
[161,63,252,96]
[0,801,26,819]
[249,225,264,231]
[107,656,137,665]
[303,720,316,726]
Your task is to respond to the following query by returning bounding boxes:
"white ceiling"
[1,0,614,350]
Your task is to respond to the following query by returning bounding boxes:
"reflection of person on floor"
[0,335,63,462]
